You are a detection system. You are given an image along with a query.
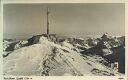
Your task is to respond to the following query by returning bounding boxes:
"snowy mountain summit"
[3,34,125,76]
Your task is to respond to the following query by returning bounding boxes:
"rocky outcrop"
[81,34,125,73]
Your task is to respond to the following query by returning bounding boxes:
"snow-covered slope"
[3,34,124,76]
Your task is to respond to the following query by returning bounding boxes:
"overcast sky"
[3,3,125,39]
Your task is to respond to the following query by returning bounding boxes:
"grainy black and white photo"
[3,3,125,76]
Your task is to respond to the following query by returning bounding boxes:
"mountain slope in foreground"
[3,34,124,76]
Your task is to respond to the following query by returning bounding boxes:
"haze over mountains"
[3,4,124,39]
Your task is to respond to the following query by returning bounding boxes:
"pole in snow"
[46,7,50,35]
